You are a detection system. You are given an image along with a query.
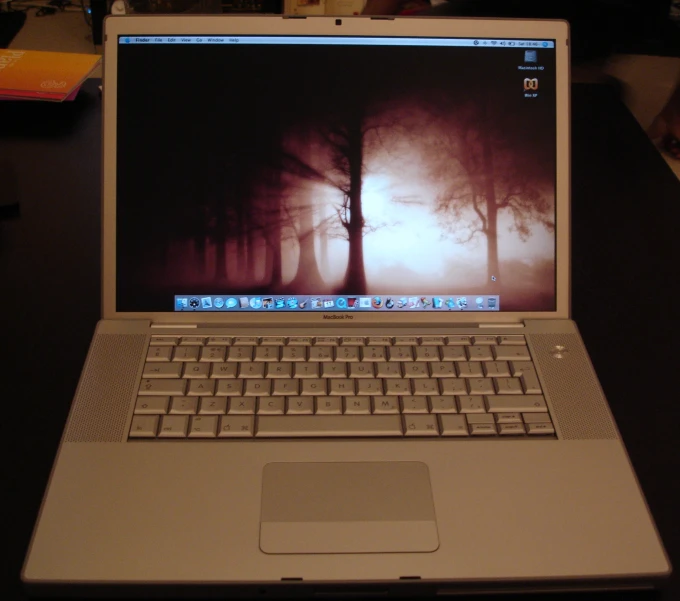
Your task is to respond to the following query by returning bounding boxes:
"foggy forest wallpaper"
[116,43,557,311]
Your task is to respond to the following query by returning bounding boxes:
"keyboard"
[128,335,556,440]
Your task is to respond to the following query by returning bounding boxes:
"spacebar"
[256,416,404,437]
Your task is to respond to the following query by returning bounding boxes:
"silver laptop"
[23,14,670,595]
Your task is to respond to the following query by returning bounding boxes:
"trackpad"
[260,462,439,554]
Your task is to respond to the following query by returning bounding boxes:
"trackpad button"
[259,462,439,554]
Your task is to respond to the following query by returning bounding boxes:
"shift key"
[486,395,547,413]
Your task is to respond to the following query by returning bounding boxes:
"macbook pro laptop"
[23,14,670,596]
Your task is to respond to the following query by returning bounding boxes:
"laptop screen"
[116,34,556,314]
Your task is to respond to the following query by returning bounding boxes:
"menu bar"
[119,36,555,48]
[174,294,500,312]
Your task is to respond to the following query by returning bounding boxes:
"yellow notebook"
[0,49,101,101]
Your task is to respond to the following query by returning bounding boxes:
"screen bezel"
[102,15,570,325]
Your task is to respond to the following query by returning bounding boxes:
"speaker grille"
[65,334,147,442]
[530,334,617,440]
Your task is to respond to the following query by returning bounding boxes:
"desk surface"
[2,79,679,600]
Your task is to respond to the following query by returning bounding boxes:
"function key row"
[150,335,526,347]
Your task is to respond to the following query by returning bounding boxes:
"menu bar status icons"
[175,295,500,312]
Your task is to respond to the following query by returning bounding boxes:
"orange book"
[0,49,101,102]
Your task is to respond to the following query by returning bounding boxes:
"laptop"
[23,14,670,596]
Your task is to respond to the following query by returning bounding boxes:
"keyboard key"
[493,346,531,361]
[233,337,258,345]
[519,368,542,394]
[362,346,387,361]
[169,396,198,414]
[158,415,188,438]
[439,414,469,436]
[134,396,169,415]
[218,415,254,437]
[282,346,307,362]
[440,379,468,395]
[389,347,414,361]
[129,415,159,438]
[458,395,486,413]
[344,397,371,414]
[495,412,522,424]
[188,415,218,438]
[322,363,347,378]
[146,346,173,362]
[294,363,320,378]
[287,337,313,345]
[440,346,467,361]
[394,337,418,345]
[315,396,342,414]
[257,397,285,415]
[374,362,401,377]
[467,345,494,361]
[207,336,233,345]
[239,363,266,378]
[446,336,471,345]
[315,337,339,346]
[329,379,355,395]
[412,379,439,395]
[187,380,215,396]
[356,379,384,395]
[215,380,243,396]
[138,379,186,396]
[372,396,400,414]
[336,346,360,362]
[429,395,457,413]
[401,396,429,413]
[244,379,271,396]
[183,362,210,379]
[456,362,483,377]
[420,336,445,345]
[227,346,254,361]
[301,379,327,396]
[415,346,440,361]
[172,346,200,362]
[499,423,526,435]
[228,397,256,414]
[341,337,365,345]
[494,378,523,394]
[349,363,375,378]
[198,397,228,414]
[272,379,299,396]
[526,422,556,435]
[471,335,498,345]
[404,415,439,436]
[467,378,495,395]
[180,336,205,346]
[200,346,226,362]
[429,362,456,377]
[211,363,238,379]
[367,337,391,346]
[150,336,179,346]
[259,337,286,346]
[309,347,334,362]
[255,415,403,437]
[143,363,182,378]
[486,395,547,413]
[470,423,497,436]
[266,363,293,378]
[384,379,411,395]
[286,397,314,415]
[499,335,526,345]
[254,346,280,361]
[483,361,510,378]
[403,363,429,378]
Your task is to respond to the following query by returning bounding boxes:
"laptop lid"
[102,16,570,325]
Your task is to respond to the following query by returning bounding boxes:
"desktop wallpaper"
[116,41,557,311]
